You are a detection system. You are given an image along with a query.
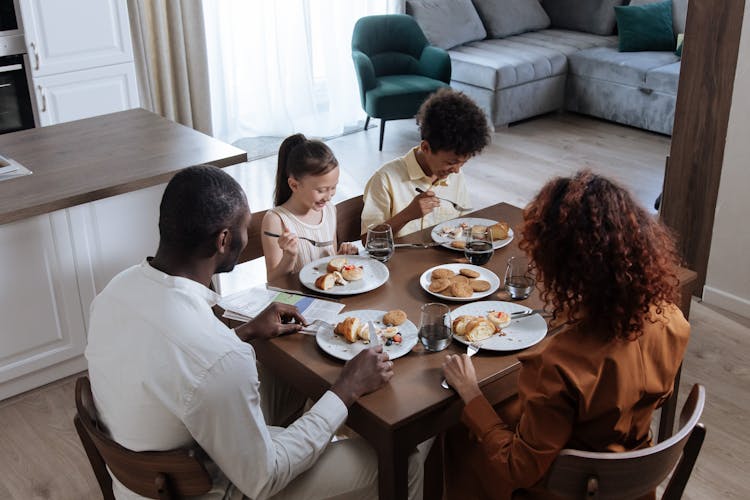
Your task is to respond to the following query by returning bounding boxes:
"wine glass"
[464,226,494,266]
[418,303,452,352]
[365,223,394,262]
[504,255,536,300]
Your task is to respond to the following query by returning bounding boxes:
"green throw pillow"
[675,32,684,56]
[615,0,675,52]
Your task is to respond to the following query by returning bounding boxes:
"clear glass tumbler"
[419,303,452,352]
[365,223,394,262]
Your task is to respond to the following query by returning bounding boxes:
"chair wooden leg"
[379,119,386,151]
[364,116,371,130]
[74,415,115,500]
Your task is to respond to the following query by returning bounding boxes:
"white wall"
[703,1,750,319]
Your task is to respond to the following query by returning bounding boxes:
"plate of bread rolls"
[316,309,418,361]
[431,218,514,251]
[300,255,389,295]
[419,264,500,302]
[450,301,547,351]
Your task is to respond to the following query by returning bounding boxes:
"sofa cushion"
[645,61,681,93]
[568,46,680,89]
[615,1,675,52]
[630,0,689,35]
[450,29,616,90]
[542,0,627,36]
[406,0,487,50]
[471,0,550,39]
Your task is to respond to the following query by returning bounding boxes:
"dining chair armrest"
[352,50,377,105]
[419,45,451,83]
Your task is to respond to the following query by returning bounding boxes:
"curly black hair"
[159,165,248,256]
[416,88,490,157]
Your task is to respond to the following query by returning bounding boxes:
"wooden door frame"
[661,0,747,292]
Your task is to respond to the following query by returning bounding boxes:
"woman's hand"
[278,230,299,258]
[337,242,359,255]
[443,354,482,404]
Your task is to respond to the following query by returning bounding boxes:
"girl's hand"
[442,354,482,404]
[278,230,299,257]
[337,242,359,255]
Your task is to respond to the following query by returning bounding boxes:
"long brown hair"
[274,133,338,206]
[520,171,681,341]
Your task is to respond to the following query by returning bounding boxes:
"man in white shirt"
[361,89,491,238]
[86,165,429,499]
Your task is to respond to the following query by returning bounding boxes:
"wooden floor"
[2,113,747,499]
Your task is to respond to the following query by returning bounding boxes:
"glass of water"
[365,223,394,262]
[504,256,536,300]
[464,226,494,266]
[419,303,452,352]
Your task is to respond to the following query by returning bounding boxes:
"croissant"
[465,317,495,342]
[327,257,348,273]
[334,317,361,343]
[452,315,476,336]
[315,273,336,290]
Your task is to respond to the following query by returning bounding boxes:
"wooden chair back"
[336,195,364,243]
[238,208,267,264]
[545,384,706,500]
[73,376,212,500]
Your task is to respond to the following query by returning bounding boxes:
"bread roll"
[452,315,476,336]
[487,311,511,330]
[315,273,336,290]
[327,257,348,273]
[341,264,363,281]
[465,317,495,342]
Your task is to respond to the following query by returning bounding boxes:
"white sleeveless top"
[270,203,337,272]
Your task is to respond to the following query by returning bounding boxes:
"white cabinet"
[34,63,139,126]
[0,210,88,400]
[19,0,140,126]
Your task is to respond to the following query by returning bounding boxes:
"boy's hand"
[405,190,440,221]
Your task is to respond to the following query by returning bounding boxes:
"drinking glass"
[365,223,394,262]
[419,303,452,352]
[504,256,536,300]
[464,226,494,266]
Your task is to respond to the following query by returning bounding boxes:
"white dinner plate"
[316,309,418,361]
[419,264,500,302]
[299,255,389,296]
[431,217,514,251]
[450,301,548,351]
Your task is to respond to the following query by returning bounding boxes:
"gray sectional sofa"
[406,0,688,135]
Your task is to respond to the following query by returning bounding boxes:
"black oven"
[0,0,19,32]
[0,53,33,133]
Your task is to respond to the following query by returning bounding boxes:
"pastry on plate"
[489,222,510,240]
[315,273,336,290]
[431,268,455,280]
[380,326,399,338]
[470,279,491,292]
[450,240,466,249]
[341,264,363,281]
[383,309,407,326]
[460,268,480,278]
[465,317,496,342]
[327,256,348,273]
[452,315,476,336]
[332,271,348,286]
[487,310,511,329]
[334,317,370,343]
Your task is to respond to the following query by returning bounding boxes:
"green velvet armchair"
[351,14,451,151]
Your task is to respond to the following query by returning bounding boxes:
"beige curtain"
[127,0,213,135]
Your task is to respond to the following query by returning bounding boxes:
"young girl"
[262,134,357,281]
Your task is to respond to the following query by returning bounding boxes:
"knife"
[368,320,380,347]
[393,242,442,248]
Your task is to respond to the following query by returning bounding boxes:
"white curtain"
[202,0,402,143]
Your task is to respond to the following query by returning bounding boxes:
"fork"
[263,231,334,248]
[299,318,335,335]
[415,187,472,212]
[441,342,481,389]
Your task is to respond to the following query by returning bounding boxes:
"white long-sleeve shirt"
[85,261,348,499]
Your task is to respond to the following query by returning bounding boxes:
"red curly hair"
[520,171,681,341]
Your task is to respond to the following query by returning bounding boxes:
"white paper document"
[219,286,344,324]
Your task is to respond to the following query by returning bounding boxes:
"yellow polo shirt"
[361,147,471,237]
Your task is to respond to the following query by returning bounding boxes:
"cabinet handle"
[37,85,46,112]
[30,42,40,71]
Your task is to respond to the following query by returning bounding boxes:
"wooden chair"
[336,194,365,243]
[544,383,706,500]
[238,208,267,264]
[73,376,212,500]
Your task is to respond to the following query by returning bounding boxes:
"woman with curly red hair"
[442,171,690,499]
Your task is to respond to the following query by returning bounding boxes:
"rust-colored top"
[446,304,690,500]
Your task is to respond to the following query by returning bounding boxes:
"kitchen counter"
[0,108,247,225]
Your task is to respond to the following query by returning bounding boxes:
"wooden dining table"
[256,202,697,500]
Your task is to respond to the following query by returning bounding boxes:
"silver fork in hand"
[263,231,334,248]
[299,318,336,336]
[442,342,481,389]
[415,187,472,212]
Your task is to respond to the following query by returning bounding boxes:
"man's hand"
[404,190,440,221]
[330,346,393,407]
[235,302,306,342]
[442,354,482,404]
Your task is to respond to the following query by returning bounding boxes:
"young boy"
[361,89,491,237]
